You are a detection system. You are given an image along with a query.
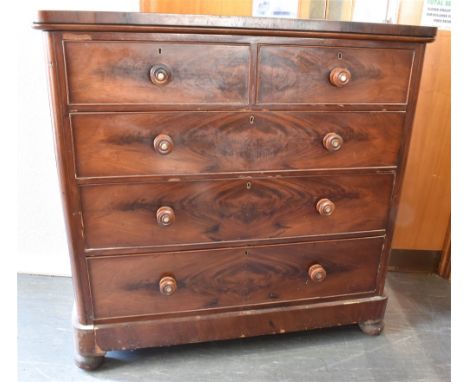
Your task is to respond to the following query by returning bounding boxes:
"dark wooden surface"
[37,11,433,368]
[257,45,414,104]
[94,296,388,350]
[34,11,436,40]
[64,41,250,105]
[44,32,95,324]
[88,237,384,320]
[72,112,404,177]
[55,31,425,113]
[80,174,393,250]
[72,308,105,369]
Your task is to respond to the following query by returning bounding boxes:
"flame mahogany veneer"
[34,11,436,370]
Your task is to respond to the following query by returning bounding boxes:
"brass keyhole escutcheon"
[246,181,252,190]
[249,115,255,124]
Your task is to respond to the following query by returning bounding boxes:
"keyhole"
[246,181,252,190]
[337,52,343,60]
[249,115,255,124]
[158,48,162,54]
[244,250,249,255]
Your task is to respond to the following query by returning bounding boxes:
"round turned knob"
[329,67,351,87]
[323,132,344,152]
[150,64,171,85]
[156,206,175,227]
[159,276,177,296]
[308,264,327,283]
[316,198,335,216]
[153,134,174,155]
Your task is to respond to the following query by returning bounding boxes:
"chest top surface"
[34,10,436,40]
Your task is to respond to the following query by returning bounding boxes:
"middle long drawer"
[81,174,393,250]
[71,112,404,178]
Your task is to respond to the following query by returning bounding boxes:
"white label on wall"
[252,0,298,18]
[421,0,451,30]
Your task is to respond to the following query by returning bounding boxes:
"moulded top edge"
[33,10,437,40]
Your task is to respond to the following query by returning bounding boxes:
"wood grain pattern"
[392,31,450,250]
[34,11,437,40]
[71,112,404,178]
[44,32,96,323]
[64,41,250,105]
[88,237,384,319]
[72,307,105,370]
[36,11,433,367]
[80,174,394,250]
[95,295,388,348]
[55,31,428,114]
[374,43,427,295]
[257,45,414,104]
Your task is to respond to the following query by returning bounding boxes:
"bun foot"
[73,305,106,370]
[359,319,384,336]
[75,353,105,371]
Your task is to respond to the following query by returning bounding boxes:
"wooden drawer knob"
[150,64,171,85]
[154,134,174,155]
[156,206,175,227]
[329,67,351,87]
[308,264,327,283]
[159,276,177,296]
[316,198,335,216]
[323,132,343,151]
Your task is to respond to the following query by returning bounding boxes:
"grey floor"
[18,272,450,382]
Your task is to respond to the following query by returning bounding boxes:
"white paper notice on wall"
[252,0,298,18]
[421,0,451,30]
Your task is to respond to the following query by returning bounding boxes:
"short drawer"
[64,41,250,105]
[257,45,414,104]
[72,112,404,178]
[87,237,384,319]
[81,174,393,250]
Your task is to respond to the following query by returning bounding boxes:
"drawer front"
[257,46,414,104]
[64,41,250,105]
[72,112,404,178]
[81,174,393,250]
[88,237,384,319]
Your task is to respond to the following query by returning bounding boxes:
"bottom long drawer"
[87,236,385,320]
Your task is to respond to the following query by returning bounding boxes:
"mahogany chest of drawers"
[34,11,436,370]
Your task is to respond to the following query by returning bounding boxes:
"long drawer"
[257,45,414,104]
[81,174,394,250]
[64,41,250,105]
[87,237,384,319]
[72,112,404,178]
